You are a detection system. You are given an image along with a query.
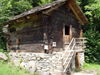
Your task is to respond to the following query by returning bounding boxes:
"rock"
[14,59,20,66]
[20,62,27,68]
[37,57,40,60]
[31,57,36,60]
[40,54,44,58]
[26,61,37,74]
[0,52,7,60]
[52,51,56,55]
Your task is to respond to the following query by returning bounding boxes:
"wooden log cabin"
[3,0,88,53]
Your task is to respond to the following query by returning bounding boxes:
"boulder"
[26,61,37,74]
[0,52,7,60]
[20,62,27,69]
[14,59,20,66]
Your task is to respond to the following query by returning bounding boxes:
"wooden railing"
[63,38,86,74]
[57,38,86,75]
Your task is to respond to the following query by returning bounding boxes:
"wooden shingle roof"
[3,0,88,25]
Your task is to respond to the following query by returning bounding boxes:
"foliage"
[76,0,100,64]
[28,0,55,6]
[0,0,33,24]
[0,25,6,50]
[38,0,55,5]
[0,60,33,75]
[0,0,33,51]
[84,30,100,64]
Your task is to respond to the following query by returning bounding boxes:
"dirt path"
[73,69,100,75]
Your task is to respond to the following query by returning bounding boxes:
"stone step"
[38,71,49,75]
[56,61,62,66]
[53,69,62,75]
[63,58,69,63]
[63,53,73,57]
[56,66,63,70]
[63,55,72,58]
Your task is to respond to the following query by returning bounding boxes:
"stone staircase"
[52,50,74,75]
[51,38,86,75]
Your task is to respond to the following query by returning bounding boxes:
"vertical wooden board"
[77,53,80,69]
[69,25,72,41]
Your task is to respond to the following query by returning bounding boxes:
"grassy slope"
[81,62,100,75]
[0,60,32,75]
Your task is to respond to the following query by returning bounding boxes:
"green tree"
[0,0,33,24]
[39,0,55,5]
[77,0,100,64]
[0,0,33,50]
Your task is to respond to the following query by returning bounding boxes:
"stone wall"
[8,51,84,75]
[8,52,62,75]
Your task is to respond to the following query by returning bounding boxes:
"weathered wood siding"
[8,15,44,52]
[8,3,80,52]
[48,4,80,49]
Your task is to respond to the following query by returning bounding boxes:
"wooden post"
[69,25,72,42]
[80,30,83,38]
[77,53,80,69]
[61,58,64,75]
[63,23,65,49]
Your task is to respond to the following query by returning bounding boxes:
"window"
[65,26,69,35]
[10,28,16,33]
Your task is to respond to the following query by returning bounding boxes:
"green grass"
[81,62,100,75]
[81,62,100,70]
[0,60,38,75]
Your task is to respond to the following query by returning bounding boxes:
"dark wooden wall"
[7,3,80,52]
[8,15,44,52]
[45,4,80,51]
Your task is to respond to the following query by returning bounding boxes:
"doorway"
[63,24,72,43]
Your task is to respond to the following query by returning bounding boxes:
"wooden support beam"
[42,2,65,15]
[69,25,72,42]
[80,30,83,38]
[76,50,84,53]
[69,2,84,25]
[77,53,80,69]
[63,23,65,49]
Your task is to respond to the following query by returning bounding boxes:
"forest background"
[0,0,100,64]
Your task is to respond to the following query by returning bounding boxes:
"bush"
[84,29,100,64]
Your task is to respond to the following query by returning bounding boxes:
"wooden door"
[63,24,72,44]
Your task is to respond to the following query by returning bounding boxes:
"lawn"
[0,60,37,75]
[81,62,100,75]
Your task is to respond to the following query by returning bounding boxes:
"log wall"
[8,3,80,52]
[8,15,44,52]
[47,4,80,51]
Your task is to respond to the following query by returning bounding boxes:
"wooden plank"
[75,50,85,53]
[63,23,65,48]
[42,2,65,15]
[69,0,88,25]
[69,25,72,42]
[69,2,84,25]
[75,41,86,43]
[80,30,83,38]
[75,38,86,39]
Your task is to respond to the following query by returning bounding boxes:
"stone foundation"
[8,52,62,75]
[8,52,84,75]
